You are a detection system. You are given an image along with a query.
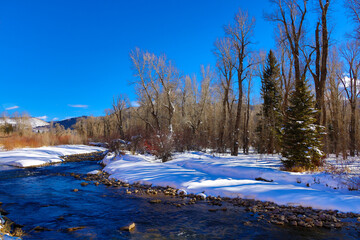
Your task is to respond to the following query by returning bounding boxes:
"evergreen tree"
[257,50,282,153]
[281,77,324,170]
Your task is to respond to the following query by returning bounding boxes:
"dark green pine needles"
[281,76,324,171]
[257,50,282,154]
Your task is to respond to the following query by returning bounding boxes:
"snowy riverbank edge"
[102,151,360,214]
[0,145,107,168]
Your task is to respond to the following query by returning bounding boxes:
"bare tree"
[308,0,331,126]
[179,66,212,149]
[225,10,255,156]
[345,0,360,40]
[243,66,254,154]
[103,109,112,140]
[326,48,345,157]
[130,48,180,135]
[267,0,312,85]
[214,37,236,152]
[112,95,128,139]
[338,40,360,156]
[276,26,294,112]
[191,67,212,138]
[130,48,180,161]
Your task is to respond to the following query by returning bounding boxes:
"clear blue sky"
[0,0,352,121]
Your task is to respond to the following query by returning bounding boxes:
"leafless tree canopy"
[67,1,360,160]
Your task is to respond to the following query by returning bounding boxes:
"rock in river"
[120,222,136,231]
[0,208,9,215]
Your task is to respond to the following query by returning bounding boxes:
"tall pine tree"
[257,50,282,154]
[281,77,324,170]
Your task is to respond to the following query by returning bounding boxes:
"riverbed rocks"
[33,226,52,232]
[63,167,360,231]
[65,226,86,232]
[60,151,108,162]
[244,221,252,226]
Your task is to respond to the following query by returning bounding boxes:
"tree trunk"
[243,91,250,154]
[219,89,228,153]
[350,104,356,156]
[232,85,242,156]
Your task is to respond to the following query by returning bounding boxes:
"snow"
[0,145,106,168]
[0,117,49,128]
[1,145,359,214]
[88,170,101,175]
[0,234,19,240]
[102,151,360,213]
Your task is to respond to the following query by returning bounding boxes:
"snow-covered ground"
[1,145,359,214]
[102,151,360,213]
[0,145,106,168]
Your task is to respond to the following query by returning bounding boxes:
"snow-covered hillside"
[0,117,49,128]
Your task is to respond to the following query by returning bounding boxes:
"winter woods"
[73,0,360,170]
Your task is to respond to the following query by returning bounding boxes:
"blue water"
[0,161,359,239]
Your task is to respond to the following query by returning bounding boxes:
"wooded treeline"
[74,0,360,169]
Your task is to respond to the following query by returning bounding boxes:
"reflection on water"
[0,165,17,171]
[0,161,359,239]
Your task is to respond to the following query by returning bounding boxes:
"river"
[0,161,358,239]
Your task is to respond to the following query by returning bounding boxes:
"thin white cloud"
[68,104,88,108]
[52,117,59,121]
[342,76,360,88]
[36,116,47,120]
[5,106,19,110]
[131,101,140,107]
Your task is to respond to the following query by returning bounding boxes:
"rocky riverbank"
[59,151,108,162]
[16,151,109,168]
[67,169,360,231]
[0,202,24,239]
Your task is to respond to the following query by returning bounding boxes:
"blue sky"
[0,0,353,121]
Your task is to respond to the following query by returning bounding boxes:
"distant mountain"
[0,117,49,128]
[53,116,87,130]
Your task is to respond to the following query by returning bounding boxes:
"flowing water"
[0,161,359,240]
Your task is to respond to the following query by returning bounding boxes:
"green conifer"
[281,77,324,170]
[257,50,282,153]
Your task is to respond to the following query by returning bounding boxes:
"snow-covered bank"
[0,145,106,168]
[102,152,360,214]
[0,234,19,240]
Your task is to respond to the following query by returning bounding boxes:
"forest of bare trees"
[72,0,360,169]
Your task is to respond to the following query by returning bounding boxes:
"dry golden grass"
[0,220,25,239]
[0,221,12,236]
[12,227,25,238]
[0,133,84,151]
[280,165,321,173]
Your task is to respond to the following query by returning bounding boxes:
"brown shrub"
[280,165,321,173]
[0,133,84,151]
